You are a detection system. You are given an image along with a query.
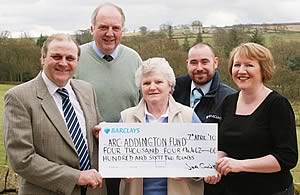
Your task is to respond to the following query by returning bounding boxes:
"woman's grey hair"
[135,57,176,93]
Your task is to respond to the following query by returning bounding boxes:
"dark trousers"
[81,186,87,195]
[204,180,225,195]
[272,183,294,195]
[106,178,121,195]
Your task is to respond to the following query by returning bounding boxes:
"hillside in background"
[124,22,300,36]
[1,21,300,99]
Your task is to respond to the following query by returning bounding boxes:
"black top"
[219,91,298,195]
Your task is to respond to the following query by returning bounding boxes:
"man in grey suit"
[3,34,106,195]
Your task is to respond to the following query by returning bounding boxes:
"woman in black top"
[216,42,298,195]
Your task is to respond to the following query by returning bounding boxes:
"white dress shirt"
[41,71,88,140]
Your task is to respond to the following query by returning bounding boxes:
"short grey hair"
[91,3,125,26]
[135,57,176,93]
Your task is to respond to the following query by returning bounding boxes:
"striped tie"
[57,88,91,170]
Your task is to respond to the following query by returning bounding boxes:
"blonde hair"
[228,42,274,82]
[135,57,176,93]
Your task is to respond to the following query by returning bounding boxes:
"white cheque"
[99,123,217,178]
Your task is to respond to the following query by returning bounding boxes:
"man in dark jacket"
[173,43,236,195]
[173,43,235,123]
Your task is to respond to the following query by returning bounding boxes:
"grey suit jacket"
[3,73,106,195]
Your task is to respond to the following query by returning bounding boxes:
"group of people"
[2,2,297,195]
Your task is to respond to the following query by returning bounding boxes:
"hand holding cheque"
[94,122,220,181]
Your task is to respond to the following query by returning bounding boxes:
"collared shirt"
[92,41,119,59]
[143,102,201,123]
[190,80,212,108]
[143,105,168,195]
[142,103,201,194]
[144,106,169,123]
[41,71,87,140]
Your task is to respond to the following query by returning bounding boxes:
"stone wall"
[0,165,18,194]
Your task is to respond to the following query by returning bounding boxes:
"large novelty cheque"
[99,123,217,178]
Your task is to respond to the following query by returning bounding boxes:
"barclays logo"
[104,128,110,134]
[103,127,141,134]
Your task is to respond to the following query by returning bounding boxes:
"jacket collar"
[132,95,182,122]
[205,70,221,97]
[34,73,93,154]
[34,73,76,150]
[183,70,221,98]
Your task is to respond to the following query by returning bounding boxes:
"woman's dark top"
[219,91,298,195]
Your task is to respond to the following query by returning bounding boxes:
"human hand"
[78,169,103,189]
[122,178,135,182]
[169,177,184,181]
[93,122,106,139]
[204,172,221,184]
[216,157,242,175]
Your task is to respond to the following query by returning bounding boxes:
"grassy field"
[264,32,300,46]
[0,84,15,165]
[0,84,300,183]
[173,31,300,47]
[292,100,300,183]
[293,126,300,183]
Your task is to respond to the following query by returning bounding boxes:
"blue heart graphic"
[104,128,110,134]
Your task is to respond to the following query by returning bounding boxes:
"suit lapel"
[35,74,76,150]
[71,80,94,154]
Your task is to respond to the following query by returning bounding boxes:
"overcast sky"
[1,0,299,37]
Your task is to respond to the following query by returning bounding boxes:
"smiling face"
[187,45,218,85]
[141,71,171,106]
[91,5,123,55]
[231,54,263,90]
[41,40,78,87]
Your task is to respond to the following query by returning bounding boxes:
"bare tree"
[182,33,190,52]
[75,29,93,45]
[160,24,173,39]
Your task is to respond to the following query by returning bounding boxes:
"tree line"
[0,25,299,99]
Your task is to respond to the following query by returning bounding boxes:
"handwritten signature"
[185,162,215,170]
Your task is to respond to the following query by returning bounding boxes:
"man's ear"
[186,59,189,68]
[214,57,219,69]
[40,56,45,66]
[90,25,94,35]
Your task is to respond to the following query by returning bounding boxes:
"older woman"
[216,43,298,195]
[119,57,204,195]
